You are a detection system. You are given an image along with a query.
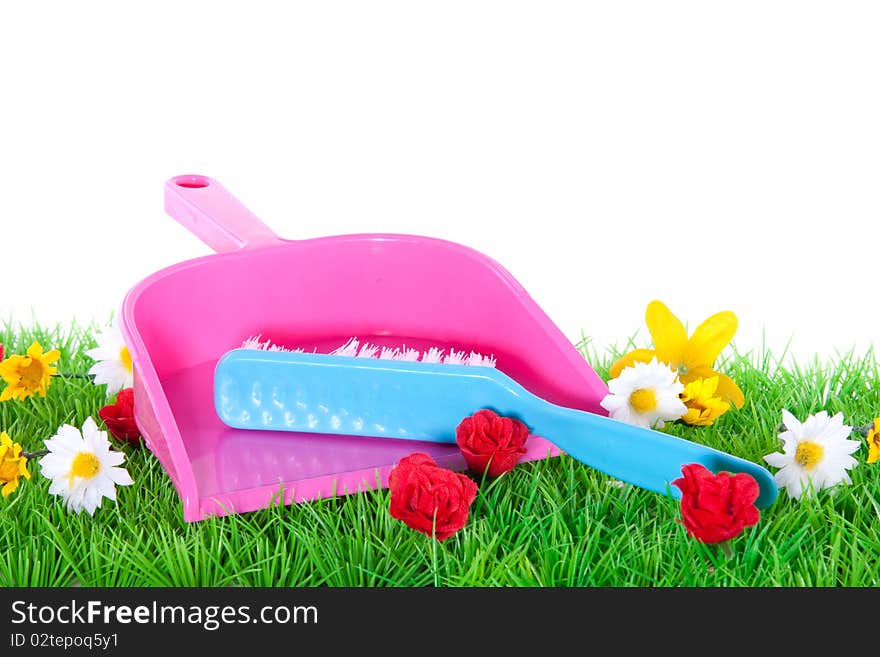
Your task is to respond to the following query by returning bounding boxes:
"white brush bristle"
[357,344,379,358]
[443,349,467,365]
[241,335,304,353]
[421,347,444,364]
[241,336,497,368]
[398,348,421,362]
[331,337,360,357]
[468,351,497,367]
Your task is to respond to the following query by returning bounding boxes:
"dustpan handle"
[164,175,282,252]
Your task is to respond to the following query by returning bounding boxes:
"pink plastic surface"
[121,175,609,521]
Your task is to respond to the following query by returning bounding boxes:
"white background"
[1,1,877,363]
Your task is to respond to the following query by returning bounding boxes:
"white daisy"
[763,410,860,499]
[600,358,686,429]
[39,417,134,515]
[86,322,134,396]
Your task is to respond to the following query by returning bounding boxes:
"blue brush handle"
[215,350,777,508]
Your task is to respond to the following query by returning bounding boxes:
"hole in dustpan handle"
[164,174,283,253]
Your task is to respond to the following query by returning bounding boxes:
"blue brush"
[214,349,777,508]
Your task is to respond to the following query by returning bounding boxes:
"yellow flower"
[0,432,30,497]
[680,377,731,426]
[867,418,880,464]
[609,300,745,409]
[0,341,60,402]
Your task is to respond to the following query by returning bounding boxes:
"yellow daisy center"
[629,388,657,413]
[795,441,824,471]
[70,452,101,482]
[120,346,133,374]
[21,358,45,390]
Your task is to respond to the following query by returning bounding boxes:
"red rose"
[98,388,141,446]
[672,463,760,544]
[455,409,529,477]
[0,344,4,361]
[388,453,478,541]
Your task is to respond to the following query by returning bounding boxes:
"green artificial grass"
[1,322,878,587]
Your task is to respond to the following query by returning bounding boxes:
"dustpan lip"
[120,231,604,521]
[195,436,563,520]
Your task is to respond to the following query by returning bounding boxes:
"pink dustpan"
[120,175,609,521]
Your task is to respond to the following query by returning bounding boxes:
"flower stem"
[719,541,734,560]
[22,449,48,459]
[56,373,91,379]
[431,511,440,587]
[472,466,491,519]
